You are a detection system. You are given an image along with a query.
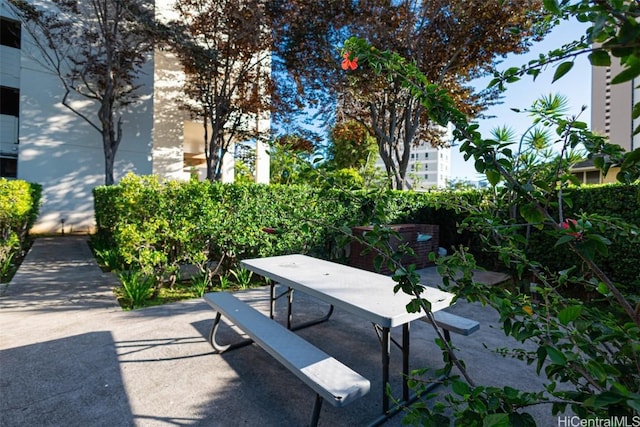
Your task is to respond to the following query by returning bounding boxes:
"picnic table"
[240,254,456,421]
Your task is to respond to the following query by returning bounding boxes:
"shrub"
[94,175,639,287]
[0,179,41,282]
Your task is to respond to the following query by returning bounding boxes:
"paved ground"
[0,236,563,426]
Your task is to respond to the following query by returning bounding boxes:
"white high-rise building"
[373,127,452,190]
[572,57,638,184]
[405,142,451,190]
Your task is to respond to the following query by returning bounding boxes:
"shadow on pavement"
[0,331,133,427]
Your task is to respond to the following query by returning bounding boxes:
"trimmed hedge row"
[0,178,42,279]
[94,174,368,279]
[93,174,476,279]
[527,184,640,285]
[0,178,42,242]
[93,174,639,286]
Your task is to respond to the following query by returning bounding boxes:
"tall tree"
[168,0,272,181]
[270,0,547,189]
[8,0,154,185]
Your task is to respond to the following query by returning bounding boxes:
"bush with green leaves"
[342,12,640,423]
[94,175,369,279]
[94,172,638,289]
[0,179,41,282]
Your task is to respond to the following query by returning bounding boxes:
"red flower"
[341,52,358,70]
[561,218,583,240]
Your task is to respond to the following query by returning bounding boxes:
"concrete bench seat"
[203,292,370,427]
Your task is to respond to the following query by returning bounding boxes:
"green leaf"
[542,0,560,14]
[558,306,582,326]
[373,255,383,273]
[627,399,640,413]
[552,61,574,83]
[597,282,609,295]
[612,58,640,84]
[588,50,611,67]
[586,360,606,383]
[519,204,545,227]
[590,391,625,407]
[554,235,574,247]
[486,169,501,186]
[452,380,471,396]
[483,413,510,427]
[545,346,567,366]
[621,147,640,168]
[469,398,488,413]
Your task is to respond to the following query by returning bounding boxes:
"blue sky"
[450,18,592,181]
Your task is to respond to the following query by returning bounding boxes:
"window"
[0,18,21,49]
[424,152,429,159]
[571,170,601,185]
[585,170,600,185]
[0,87,19,117]
[0,156,17,178]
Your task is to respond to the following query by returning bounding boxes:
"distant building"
[374,126,452,190]
[575,59,638,184]
[0,0,269,233]
[406,143,451,190]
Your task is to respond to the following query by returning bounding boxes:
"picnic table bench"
[204,291,370,427]
[424,310,480,341]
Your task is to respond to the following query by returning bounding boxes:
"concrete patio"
[0,236,564,426]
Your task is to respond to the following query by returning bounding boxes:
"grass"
[112,273,265,310]
[114,283,200,309]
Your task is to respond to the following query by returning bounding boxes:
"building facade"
[576,59,638,184]
[406,142,451,190]
[0,0,270,234]
[592,61,639,154]
[373,126,452,190]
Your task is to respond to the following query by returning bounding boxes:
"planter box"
[349,224,440,275]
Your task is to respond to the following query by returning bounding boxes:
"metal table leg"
[403,323,410,402]
[381,326,391,413]
[270,283,334,331]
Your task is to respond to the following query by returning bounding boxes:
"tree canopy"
[168,0,272,181]
[270,0,548,189]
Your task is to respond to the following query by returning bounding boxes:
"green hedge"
[526,184,640,286]
[0,178,42,242]
[0,178,42,279]
[93,175,638,287]
[94,174,370,279]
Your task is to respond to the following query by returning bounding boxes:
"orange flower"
[341,52,358,70]
[523,305,533,316]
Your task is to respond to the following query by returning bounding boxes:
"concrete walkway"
[0,236,560,426]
